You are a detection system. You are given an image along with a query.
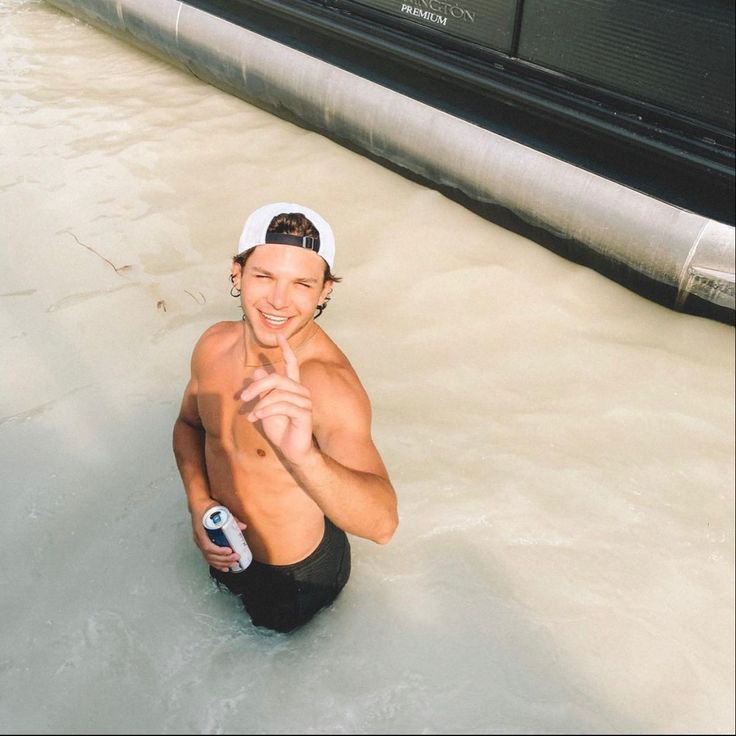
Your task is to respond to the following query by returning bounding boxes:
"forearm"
[172,418,215,517]
[288,448,398,544]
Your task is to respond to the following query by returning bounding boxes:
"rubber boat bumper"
[44,0,735,323]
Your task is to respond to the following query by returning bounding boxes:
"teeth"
[262,313,288,324]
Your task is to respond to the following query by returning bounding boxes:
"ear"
[319,278,334,305]
[231,260,243,287]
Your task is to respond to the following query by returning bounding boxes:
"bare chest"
[197,361,271,456]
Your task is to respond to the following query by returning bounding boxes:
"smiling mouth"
[259,311,290,328]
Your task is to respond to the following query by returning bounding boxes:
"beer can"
[202,505,253,573]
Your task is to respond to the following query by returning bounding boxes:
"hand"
[240,332,314,465]
[192,505,247,573]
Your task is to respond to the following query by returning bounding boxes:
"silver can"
[202,505,253,573]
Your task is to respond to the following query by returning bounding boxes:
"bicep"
[177,366,203,430]
[313,380,389,479]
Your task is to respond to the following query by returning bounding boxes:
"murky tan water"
[1,1,734,733]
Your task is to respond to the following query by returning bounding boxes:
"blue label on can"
[206,528,230,548]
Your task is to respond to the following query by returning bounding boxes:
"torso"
[194,320,356,564]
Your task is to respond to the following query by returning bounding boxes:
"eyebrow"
[249,266,319,284]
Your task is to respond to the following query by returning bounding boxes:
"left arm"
[289,371,398,543]
[241,334,398,543]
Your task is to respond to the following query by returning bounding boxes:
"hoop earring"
[315,288,334,319]
[230,285,241,298]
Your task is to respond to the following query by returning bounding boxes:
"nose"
[267,280,290,310]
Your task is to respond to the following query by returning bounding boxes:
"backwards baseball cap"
[237,202,335,270]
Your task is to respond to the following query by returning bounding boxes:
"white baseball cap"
[237,202,335,270]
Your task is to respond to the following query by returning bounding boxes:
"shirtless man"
[173,202,398,633]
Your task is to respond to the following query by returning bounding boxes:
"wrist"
[188,495,217,519]
[288,443,326,475]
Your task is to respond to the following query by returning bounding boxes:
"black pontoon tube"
[46,0,735,321]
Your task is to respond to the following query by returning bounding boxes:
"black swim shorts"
[209,517,351,633]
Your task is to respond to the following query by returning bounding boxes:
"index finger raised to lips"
[277,332,300,382]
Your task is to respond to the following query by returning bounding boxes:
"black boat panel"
[517,0,734,131]
[351,0,518,53]
[180,0,734,225]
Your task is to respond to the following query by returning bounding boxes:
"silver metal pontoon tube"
[46,0,735,318]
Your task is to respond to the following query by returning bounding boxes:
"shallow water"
[1,1,734,733]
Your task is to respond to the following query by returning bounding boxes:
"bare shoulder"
[301,331,389,479]
[190,321,239,374]
[301,333,372,426]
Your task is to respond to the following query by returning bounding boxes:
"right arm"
[172,348,243,573]
[173,378,216,516]
[172,375,213,517]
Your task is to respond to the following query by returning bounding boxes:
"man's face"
[234,245,332,347]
